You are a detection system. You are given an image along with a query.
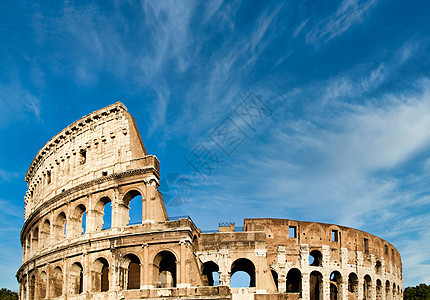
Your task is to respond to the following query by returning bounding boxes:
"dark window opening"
[330,271,342,300]
[79,150,86,165]
[289,226,297,238]
[310,271,322,300]
[309,250,322,266]
[363,238,369,254]
[230,258,256,287]
[348,273,359,295]
[203,261,219,286]
[46,171,51,184]
[102,171,108,176]
[286,268,302,293]
[126,254,141,290]
[154,251,177,288]
[331,230,339,242]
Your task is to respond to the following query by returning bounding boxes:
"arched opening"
[123,254,141,290]
[70,262,83,295]
[363,275,372,300]
[393,283,396,298]
[39,271,47,299]
[54,212,67,241]
[330,271,342,300]
[375,261,382,275]
[73,204,87,237]
[385,281,391,300]
[94,258,109,292]
[310,271,323,300]
[286,268,302,293]
[309,250,322,266]
[32,228,39,253]
[29,274,35,300]
[124,190,143,225]
[26,234,31,258]
[202,261,219,286]
[95,197,112,231]
[41,220,50,247]
[21,276,27,300]
[271,270,278,291]
[51,266,63,297]
[230,258,256,288]
[348,273,359,300]
[154,251,177,288]
[376,279,382,300]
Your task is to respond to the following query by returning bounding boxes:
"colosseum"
[17,102,403,300]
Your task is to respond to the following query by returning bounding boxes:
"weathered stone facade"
[17,102,403,300]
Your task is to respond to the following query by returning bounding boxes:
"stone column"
[178,239,189,288]
[83,251,90,294]
[322,274,330,300]
[142,244,150,288]
[63,259,69,296]
[278,277,286,293]
[357,277,364,300]
[302,272,310,300]
[341,278,348,300]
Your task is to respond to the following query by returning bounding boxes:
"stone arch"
[305,223,325,241]
[123,189,144,226]
[363,275,372,300]
[26,233,31,259]
[39,271,47,299]
[376,279,383,300]
[70,262,83,295]
[330,271,342,300]
[309,249,323,266]
[203,261,219,286]
[93,257,110,292]
[71,203,87,237]
[348,273,359,300]
[286,268,302,293]
[54,211,67,241]
[41,219,51,247]
[153,250,177,288]
[32,227,39,253]
[94,196,112,231]
[310,270,323,300]
[51,266,63,297]
[21,276,27,300]
[385,280,391,300]
[29,274,35,300]
[121,253,141,290]
[230,258,256,288]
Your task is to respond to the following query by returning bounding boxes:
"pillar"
[302,272,310,300]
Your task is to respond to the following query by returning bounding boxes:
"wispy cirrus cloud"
[306,0,378,45]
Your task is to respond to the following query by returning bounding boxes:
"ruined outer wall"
[197,219,402,299]
[17,103,402,300]
[23,102,148,220]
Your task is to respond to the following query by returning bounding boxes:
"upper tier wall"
[23,102,155,220]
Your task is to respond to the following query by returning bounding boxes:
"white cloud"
[306,0,378,45]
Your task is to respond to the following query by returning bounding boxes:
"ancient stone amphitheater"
[17,102,403,300]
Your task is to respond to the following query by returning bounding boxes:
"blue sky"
[1,0,430,291]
